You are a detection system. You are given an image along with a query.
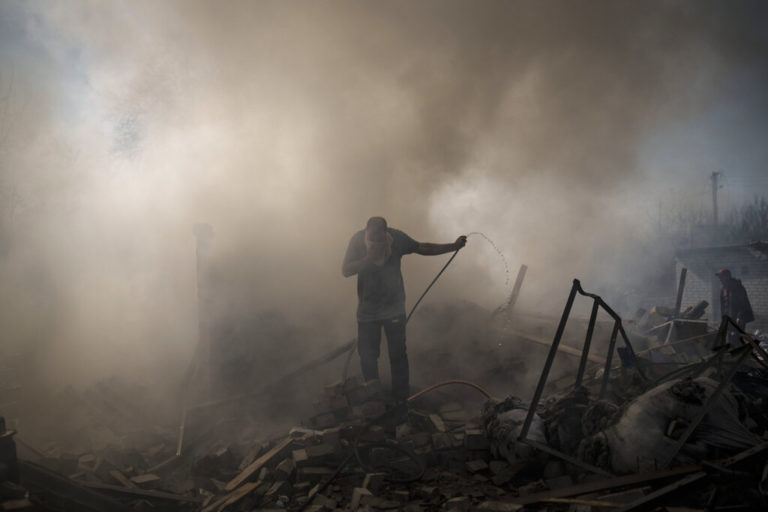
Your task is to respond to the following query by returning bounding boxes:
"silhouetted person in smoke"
[716,268,754,343]
[342,216,467,403]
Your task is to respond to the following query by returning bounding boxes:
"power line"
[711,171,721,227]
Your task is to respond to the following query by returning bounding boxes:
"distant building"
[675,241,768,332]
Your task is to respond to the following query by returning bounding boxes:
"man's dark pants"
[357,314,409,401]
[726,318,748,345]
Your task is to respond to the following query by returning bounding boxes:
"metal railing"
[518,279,646,443]
[516,278,766,475]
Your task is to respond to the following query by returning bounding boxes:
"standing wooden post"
[674,267,687,317]
[181,224,214,405]
[505,264,528,314]
[176,224,214,455]
[194,223,214,400]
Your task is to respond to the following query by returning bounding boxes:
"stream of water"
[467,231,512,290]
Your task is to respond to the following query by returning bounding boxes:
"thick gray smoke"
[1,0,767,396]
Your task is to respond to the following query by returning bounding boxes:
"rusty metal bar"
[713,315,768,369]
[572,280,645,381]
[724,315,768,369]
[576,300,600,388]
[649,345,729,388]
[599,321,621,399]
[617,329,639,369]
[659,344,753,469]
[740,332,768,370]
[520,438,613,477]
[519,280,578,441]
[521,278,653,441]
[691,346,729,380]
[674,267,688,316]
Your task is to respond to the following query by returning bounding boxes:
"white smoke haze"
[0,0,766,412]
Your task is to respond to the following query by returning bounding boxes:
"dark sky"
[1,1,767,386]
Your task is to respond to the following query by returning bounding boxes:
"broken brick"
[129,474,160,488]
[342,376,362,393]
[305,443,336,459]
[274,457,295,481]
[362,472,386,494]
[466,459,489,473]
[432,433,452,451]
[265,480,291,497]
[475,501,522,511]
[319,427,341,446]
[292,448,309,465]
[464,429,490,450]
[444,496,470,512]
[360,401,386,419]
[297,467,334,481]
[429,414,447,432]
[309,413,337,430]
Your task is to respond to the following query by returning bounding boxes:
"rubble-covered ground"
[3,300,768,511]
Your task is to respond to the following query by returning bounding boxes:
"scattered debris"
[3,278,768,511]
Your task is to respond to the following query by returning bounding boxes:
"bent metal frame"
[516,278,767,475]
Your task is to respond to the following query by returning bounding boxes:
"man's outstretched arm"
[416,235,467,256]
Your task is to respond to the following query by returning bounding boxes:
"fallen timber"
[6,279,768,511]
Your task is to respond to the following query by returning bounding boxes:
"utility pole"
[182,223,214,406]
[194,223,214,400]
[711,171,721,227]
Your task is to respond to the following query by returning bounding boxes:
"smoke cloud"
[1,1,767,399]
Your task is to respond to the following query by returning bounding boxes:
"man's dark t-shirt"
[344,228,420,322]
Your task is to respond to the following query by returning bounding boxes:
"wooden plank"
[512,464,701,505]
[636,332,715,356]
[521,439,613,477]
[147,454,179,473]
[225,437,292,491]
[543,497,621,507]
[617,442,768,512]
[505,330,606,364]
[615,472,706,512]
[201,481,261,512]
[20,461,132,512]
[130,473,160,486]
[14,436,46,460]
[78,481,201,503]
[109,469,137,489]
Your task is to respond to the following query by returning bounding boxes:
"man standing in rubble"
[716,268,754,341]
[342,216,467,403]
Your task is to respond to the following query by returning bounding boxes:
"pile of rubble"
[5,281,768,511]
[194,377,520,512]
[7,357,768,512]
[7,376,539,511]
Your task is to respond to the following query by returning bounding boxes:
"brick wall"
[676,245,768,333]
